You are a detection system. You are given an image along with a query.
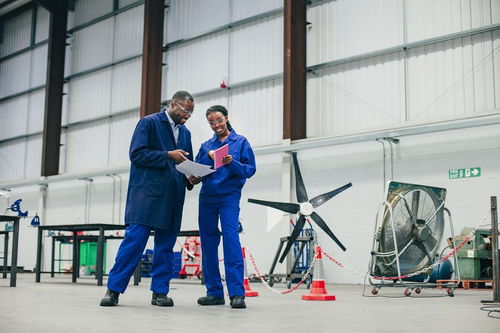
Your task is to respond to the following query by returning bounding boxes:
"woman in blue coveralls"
[192,105,256,309]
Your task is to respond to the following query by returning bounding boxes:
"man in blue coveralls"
[100,91,196,307]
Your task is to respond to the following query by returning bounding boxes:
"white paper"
[175,159,216,178]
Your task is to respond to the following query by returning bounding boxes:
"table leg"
[72,233,77,283]
[134,261,141,285]
[10,218,19,287]
[35,227,42,282]
[96,227,104,286]
[2,232,8,279]
[51,237,55,278]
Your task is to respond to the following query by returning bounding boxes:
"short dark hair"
[172,91,194,102]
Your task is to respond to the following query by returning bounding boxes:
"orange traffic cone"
[242,247,259,297]
[302,245,336,301]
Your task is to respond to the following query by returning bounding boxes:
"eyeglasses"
[208,118,225,126]
[175,101,194,115]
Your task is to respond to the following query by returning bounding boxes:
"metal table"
[0,215,20,287]
[35,223,199,286]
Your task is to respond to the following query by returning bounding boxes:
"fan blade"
[310,212,347,251]
[291,152,308,203]
[247,198,300,214]
[279,215,306,263]
[411,190,421,220]
[309,183,352,208]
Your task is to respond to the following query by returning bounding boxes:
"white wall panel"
[0,139,26,182]
[165,0,230,42]
[111,58,142,113]
[0,95,28,140]
[73,0,113,27]
[187,91,229,154]
[24,134,42,178]
[231,0,282,21]
[228,78,283,147]
[71,18,114,73]
[30,45,47,87]
[68,69,112,123]
[65,120,110,172]
[0,10,31,57]
[495,29,500,108]
[406,0,498,42]
[119,0,140,8]
[307,0,403,66]
[307,53,405,138]
[35,6,50,43]
[407,32,498,123]
[185,79,283,151]
[27,90,45,134]
[45,180,89,225]
[109,112,139,166]
[113,4,144,60]
[0,53,31,98]
[230,15,282,83]
[164,32,228,97]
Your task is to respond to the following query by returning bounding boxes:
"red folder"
[214,144,228,169]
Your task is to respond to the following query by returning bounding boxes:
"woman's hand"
[208,150,215,160]
[188,175,201,185]
[222,154,232,165]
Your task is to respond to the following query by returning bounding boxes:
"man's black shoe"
[100,289,119,306]
[230,296,246,309]
[197,295,225,306]
[151,293,174,307]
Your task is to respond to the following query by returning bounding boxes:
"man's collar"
[164,109,179,127]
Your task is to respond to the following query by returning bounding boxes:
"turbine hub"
[299,202,314,216]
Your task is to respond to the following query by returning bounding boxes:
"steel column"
[140,0,164,118]
[283,0,306,140]
[40,0,68,176]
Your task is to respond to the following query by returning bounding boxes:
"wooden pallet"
[436,279,493,290]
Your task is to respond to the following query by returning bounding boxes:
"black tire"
[371,287,379,295]
[286,278,292,289]
[306,277,312,289]
[269,277,274,287]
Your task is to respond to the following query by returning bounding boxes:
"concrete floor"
[0,274,498,332]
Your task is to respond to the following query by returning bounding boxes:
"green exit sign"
[449,167,481,179]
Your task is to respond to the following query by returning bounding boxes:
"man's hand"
[168,149,189,164]
[188,175,201,185]
[208,150,215,160]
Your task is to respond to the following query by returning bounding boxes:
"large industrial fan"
[369,181,459,296]
[248,152,352,263]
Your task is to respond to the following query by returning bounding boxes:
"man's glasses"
[175,101,194,115]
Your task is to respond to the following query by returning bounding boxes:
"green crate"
[80,242,106,276]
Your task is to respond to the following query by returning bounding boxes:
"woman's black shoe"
[151,293,174,306]
[100,289,119,306]
[197,295,225,305]
[230,296,246,309]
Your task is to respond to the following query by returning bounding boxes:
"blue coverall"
[195,129,256,298]
[107,111,193,295]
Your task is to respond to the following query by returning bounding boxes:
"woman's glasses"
[208,118,225,126]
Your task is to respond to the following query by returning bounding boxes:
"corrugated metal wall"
[307,0,500,138]
[1,0,499,283]
[0,6,48,182]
